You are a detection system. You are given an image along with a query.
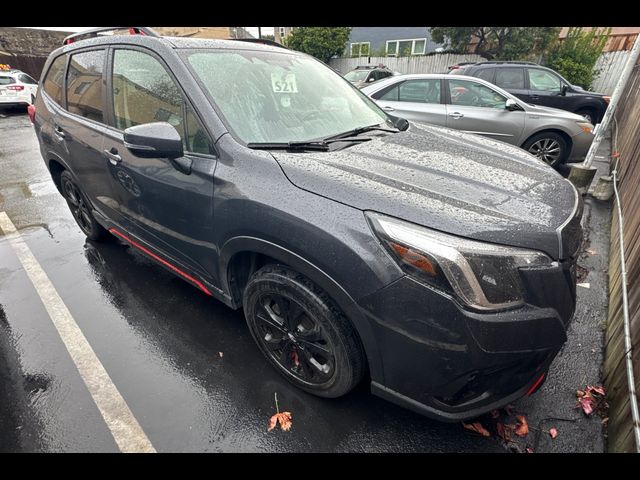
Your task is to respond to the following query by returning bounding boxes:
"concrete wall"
[0,27,71,79]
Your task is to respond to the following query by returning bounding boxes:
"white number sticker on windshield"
[271,73,298,93]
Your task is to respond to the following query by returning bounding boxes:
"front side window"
[111,49,212,155]
[398,79,441,103]
[67,50,105,122]
[495,67,525,90]
[528,69,561,92]
[43,55,67,106]
[185,50,388,144]
[449,79,507,109]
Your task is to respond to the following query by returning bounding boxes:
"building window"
[350,42,370,57]
[279,27,286,39]
[386,38,428,57]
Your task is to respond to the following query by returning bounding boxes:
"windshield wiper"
[324,123,399,142]
[247,137,371,151]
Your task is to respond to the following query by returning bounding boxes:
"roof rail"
[63,27,160,45]
[229,38,288,49]
[477,60,538,65]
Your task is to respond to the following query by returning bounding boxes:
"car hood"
[271,123,581,260]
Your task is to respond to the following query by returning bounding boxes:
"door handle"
[448,112,464,119]
[382,106,395,111]
[53,124,65,139]
[104,148,122,165]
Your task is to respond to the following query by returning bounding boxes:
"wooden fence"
[604,63,640,453]
[329,53,485,75]
[330,51,632,96]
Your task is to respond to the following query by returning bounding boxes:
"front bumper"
[567,130,595,163]
[359,258,577,422]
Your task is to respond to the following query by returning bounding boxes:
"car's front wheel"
[60,170,109,241]
[243,265,365,398]
[522,132,568,167]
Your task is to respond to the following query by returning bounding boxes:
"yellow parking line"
[0,212,156,453]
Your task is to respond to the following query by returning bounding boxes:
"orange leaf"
[526,447,535,454]
[496,422,511,442]
[549,427,558,439]
[588,385,606,396]
[268,412,293,432]
[462,421,491,437]
[515,415,529,437]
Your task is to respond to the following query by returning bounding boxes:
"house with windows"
[345,27,443,57]
[274,27,295,45]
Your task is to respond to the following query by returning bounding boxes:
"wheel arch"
[220,236,384,383]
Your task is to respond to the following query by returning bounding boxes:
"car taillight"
[7,85,24,91]
[27,104,36,124]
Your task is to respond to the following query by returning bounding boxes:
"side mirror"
[124,122,184,159]
[387,113,409,131]
[368,77,376,82]
[561,84,568,96]
[505,98,520,111]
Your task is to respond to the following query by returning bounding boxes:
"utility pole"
[258,27,262,39]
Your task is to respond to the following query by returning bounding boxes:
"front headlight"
[367,213,553,311]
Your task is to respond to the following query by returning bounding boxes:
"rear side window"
[67,50,106,123]
[43,55,67,106]
[18,73,38,85]
[398,79,441,104]
[0,76,16,85]
[476,68,495,82]
[495,68,525,90]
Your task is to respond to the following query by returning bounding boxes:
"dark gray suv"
[31,28,582,421]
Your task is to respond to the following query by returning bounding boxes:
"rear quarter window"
[0,76,16,85]
[66,50,105,123]
[43,55,67,106]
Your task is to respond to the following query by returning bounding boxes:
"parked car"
[32,27,582,422]
[453,61,610,124]
[0,65,39,110]
[361,73,594,167]
[344,65,395,88]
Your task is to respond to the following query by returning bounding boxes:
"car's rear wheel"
[523,132,568,167]
[243,265,365,398]
[60,170,109,241]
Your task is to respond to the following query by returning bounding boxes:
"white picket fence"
[329,54,485,75]
[330,51,633,95]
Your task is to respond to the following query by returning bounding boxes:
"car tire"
[243,264,366,398]
[575,108,597,124]
[60,170,110,242]
[522,132,568,168]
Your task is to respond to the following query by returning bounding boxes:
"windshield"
[185,50,388,144]
[344,70,369,82]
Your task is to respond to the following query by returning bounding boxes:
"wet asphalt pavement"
[0,109,608,452]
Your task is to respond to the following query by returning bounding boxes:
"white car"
[0,68,39,109]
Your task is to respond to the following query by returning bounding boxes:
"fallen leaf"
[578,396,594,415]
[218,352,224,358]
[588,385,606,396]
[549,428,558,439]
[490,410,500,419]
[268,412,293,432]
[526,447,535,454]
[462,421,491,437]
[576,389,586,397]
[601,417,609,425]
[585,248,597,256]
[496,422,512,442]
[515,415,529,437]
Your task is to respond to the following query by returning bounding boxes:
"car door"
[53,48,123,221]
[445,78,525,145]
[102,46,218,281]
[372,78,447,126]
[526,68,571,110]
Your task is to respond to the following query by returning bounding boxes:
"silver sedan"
[361,74,594,167]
